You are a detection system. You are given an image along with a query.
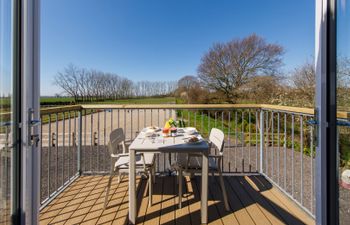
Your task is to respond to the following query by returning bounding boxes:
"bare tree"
[290,61,315,106]
[198,34,284,103]
[54,64,177,102]
[53,64,81,102]
[241,75,283,104]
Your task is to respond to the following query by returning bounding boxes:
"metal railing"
[26,104,350,216]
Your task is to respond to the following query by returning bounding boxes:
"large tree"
[197,34,284,103]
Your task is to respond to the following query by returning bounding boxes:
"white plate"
[144,130,155,137]
[142,126,161,133]
[184,127,197,135]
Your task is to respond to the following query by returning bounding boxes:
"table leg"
[201,149,208,224]
[129,149,136,224]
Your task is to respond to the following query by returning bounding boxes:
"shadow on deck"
[39,175,314,225]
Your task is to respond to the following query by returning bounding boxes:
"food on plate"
[188,136,199,143]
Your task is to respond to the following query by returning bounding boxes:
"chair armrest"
[110,153,143,158]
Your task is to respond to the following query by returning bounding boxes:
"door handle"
[28,108,41,146]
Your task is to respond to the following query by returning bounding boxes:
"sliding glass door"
[0,0,17,224]
[1,0,41,224]
[337,1,350,224]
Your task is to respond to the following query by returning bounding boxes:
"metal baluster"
[137,109,140,133]
[215,111,218,155]
[249,110,251,172]
[277,112,280,184]
[300,115,304,205]
[241,111,244,172]
[68,112,71,179]
[158,109,160,127]
[48,115,51,196]
[97,111,100,172]
[201,111,204,133]
[40,115,43,200]
[284,113,287,190]
[188,110,190,126]
[84,110,87,172]
[182,110,184,127]
[255,110,258,172]
[131,109,133,140]
[292,114,295,198]
[124,109,126,139]
[118,109,120,129]
[265,111,269,175]
[104,110,107,171]
[271,111,274,179]
[62,112,65,184]
[111,109,113,131]
[310,116,314,213]
[90,112,93,172]
[215,111,217,128]
[55,113,58,190]
[208,111,210,137]
[228,111,231,172]
[194,111,197,128]
[76,110,80,174]
[235,111,238,172]
[151,109,153,126]
[221,111,224,170]
[144,109,146,128]
[259,110,265,173]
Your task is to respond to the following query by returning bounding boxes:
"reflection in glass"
[337,0,350,224]
[0,0,13,224]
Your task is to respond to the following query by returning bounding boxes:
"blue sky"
[41,0,315,96]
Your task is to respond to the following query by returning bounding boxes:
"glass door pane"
[0,0,14,224]
[337,0,350,224]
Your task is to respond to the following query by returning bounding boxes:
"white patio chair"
[172,128,230,210]
[104,128,156,209]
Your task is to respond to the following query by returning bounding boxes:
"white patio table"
[128,129,209,224]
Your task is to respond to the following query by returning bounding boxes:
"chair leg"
[152,166,156,184]
[104,172,115,209]
[218,168,230,211]
[178,169,183,209]
[117,173,121,183]
[148,170,153,207]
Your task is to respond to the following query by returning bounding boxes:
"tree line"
[176,34,350,108]
[54,64,177,102]
[54,34,350,108]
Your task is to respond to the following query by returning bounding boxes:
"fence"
[19,104,348,216]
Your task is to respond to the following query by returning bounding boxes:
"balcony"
[4,104,336,224]
[39,175,313,225]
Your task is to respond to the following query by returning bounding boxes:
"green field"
[0,96,175,111]
[40,96,175,105]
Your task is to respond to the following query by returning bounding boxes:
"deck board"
[39,175,314,225]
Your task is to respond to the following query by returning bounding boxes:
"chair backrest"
[209,128,225,153]
[108,128,126,155]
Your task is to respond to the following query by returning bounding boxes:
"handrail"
[80,103,261,110]
[1,103,349,119]
[40,105,82,115]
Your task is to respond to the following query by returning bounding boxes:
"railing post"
[78,110,83,175]
[259,110,264,173]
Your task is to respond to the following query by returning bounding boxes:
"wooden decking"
[39,175,314,225]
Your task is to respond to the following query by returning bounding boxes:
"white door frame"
[315,0,338,224]
[20,0,40,224]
